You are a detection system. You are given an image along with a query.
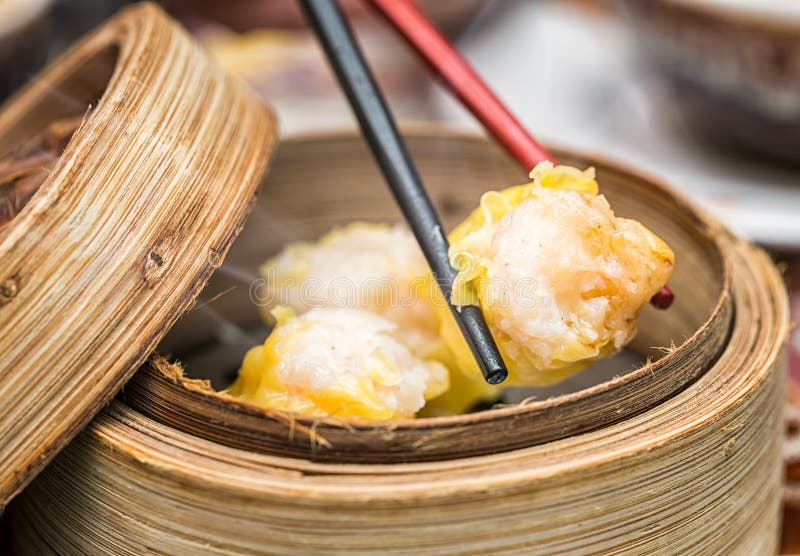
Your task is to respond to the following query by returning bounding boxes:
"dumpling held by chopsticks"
[438,162,674,386]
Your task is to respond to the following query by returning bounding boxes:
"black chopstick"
[298,0,507,385]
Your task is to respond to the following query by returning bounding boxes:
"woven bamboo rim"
[0,3,275,506]
[7,159,789,552]
[118,131,734,463]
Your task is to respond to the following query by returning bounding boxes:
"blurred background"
[1,0,798,548]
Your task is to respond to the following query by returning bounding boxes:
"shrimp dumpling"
[228,306,449,420]
[441,162,675,386]
[258,223,438,355]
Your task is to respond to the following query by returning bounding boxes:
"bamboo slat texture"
[0,3,276,506]
[7,131,790,555]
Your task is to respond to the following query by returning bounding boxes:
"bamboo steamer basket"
[6,130,790,555]
[0,3,276,507]
[123,138,735,463]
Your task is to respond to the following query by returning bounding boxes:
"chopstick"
[364,0,674,310]
[298,0,508,385]
[365,0,554,171]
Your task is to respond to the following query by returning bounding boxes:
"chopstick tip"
[485,366,508,385]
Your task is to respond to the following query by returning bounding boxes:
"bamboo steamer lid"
[0,3,276,506]
[6,131,790,555]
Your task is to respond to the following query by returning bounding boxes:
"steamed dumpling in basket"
[229,306,448,420]
[256,222,438,356]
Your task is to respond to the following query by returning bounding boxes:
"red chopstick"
[364,0,673,309]
[365,0,554,170]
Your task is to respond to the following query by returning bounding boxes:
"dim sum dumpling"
[229,306,449,420]
[440,162,674,385]
[259,223,438,356]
